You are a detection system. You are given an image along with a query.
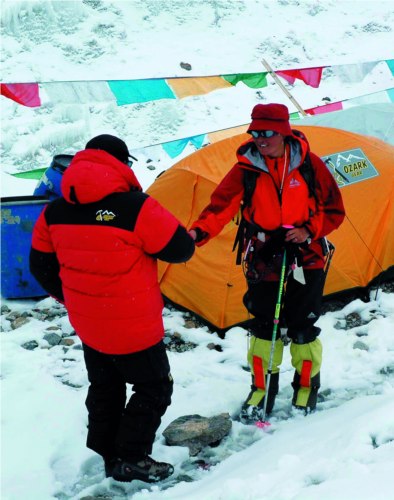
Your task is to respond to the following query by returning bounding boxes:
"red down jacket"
[30,149,194,354]
[191,132,345,270]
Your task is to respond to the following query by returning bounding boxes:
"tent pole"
[261,58,307,117]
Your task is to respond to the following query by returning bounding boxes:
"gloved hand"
[189,227,209,243]
[259,227,303,267]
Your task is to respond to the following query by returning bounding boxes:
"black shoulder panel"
[44,192,149,232]
[242,169,259,208]
[298,153,317,200]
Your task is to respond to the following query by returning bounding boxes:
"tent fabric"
[147,120,394,330]
[208,103,394,147]
[298,103,394,146]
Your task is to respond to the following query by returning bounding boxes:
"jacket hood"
[236,130,309,173]
[61,149,142,204]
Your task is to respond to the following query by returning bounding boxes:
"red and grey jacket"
[30,149,194,354]
[191,133,345,269]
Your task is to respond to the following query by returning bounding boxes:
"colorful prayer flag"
[223,73,268,89]
[108,79,175,105]
[0,83,41,107]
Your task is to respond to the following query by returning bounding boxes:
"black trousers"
[82,340,173,462]
[243,268,326,342]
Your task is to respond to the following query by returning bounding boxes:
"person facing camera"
[189,104,345,422]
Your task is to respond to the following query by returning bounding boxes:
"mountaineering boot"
[290,338,322,413]
[104,457,118,478]
[239,404,265,424]
[292,371,320,414]
[111,455,174,483]
[239,372,279,424]
[240,336,283,424]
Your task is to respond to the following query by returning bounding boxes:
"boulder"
[163,413,232,456]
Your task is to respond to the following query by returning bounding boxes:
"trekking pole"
[259,249,287,428]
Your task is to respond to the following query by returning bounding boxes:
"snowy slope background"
[1,1,394,499]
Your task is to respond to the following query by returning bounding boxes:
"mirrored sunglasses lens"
[250,130,277,138]
[264,130,276,138]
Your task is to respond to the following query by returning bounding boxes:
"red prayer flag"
[0,83,41,107]
[305,101,343,115]
[276,67,325,88]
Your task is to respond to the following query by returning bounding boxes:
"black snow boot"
[112,455,174,483]
[239,372,279,423]
[104,457,118,478]
[292,371,320,413]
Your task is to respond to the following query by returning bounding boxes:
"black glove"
[193,227,209,243]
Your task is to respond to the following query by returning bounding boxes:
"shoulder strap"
[242,168,259,209]
[299,152,317,201]
[232,168,259,264]
[290,130,317,201]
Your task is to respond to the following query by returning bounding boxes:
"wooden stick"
[261,58,307,116]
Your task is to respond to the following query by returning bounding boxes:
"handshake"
[188,224,311,265]
[188,227,208,244]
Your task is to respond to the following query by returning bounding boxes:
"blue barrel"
[1,195,49,299]
[33,154,73,199]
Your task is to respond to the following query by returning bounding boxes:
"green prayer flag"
[223,73,268,89]
[11,168,47,180]
[290,111,301,120]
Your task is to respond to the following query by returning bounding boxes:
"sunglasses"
[125,155,138,168]
[249,130,279,139]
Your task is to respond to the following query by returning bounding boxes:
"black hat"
[85,134,130,163]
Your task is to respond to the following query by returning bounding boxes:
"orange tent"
[147,125,394,329]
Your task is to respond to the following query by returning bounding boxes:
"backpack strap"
[243,168,259,209]
[291,130,318,202]
[298,152,318,201]
[233,168,260,264]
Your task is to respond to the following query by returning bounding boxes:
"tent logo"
[96,209,116,222]
[322,148,379,188]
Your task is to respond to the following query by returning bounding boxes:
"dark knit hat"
[247,103,292,136]
[85,134,130,163]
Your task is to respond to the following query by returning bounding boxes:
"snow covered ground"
[2,285,394,500]
[1,1,394,499]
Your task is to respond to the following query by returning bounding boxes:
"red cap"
[247,103,292,136]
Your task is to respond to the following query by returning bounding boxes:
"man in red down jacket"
[189,103,345,422]
[30,134,195,483]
